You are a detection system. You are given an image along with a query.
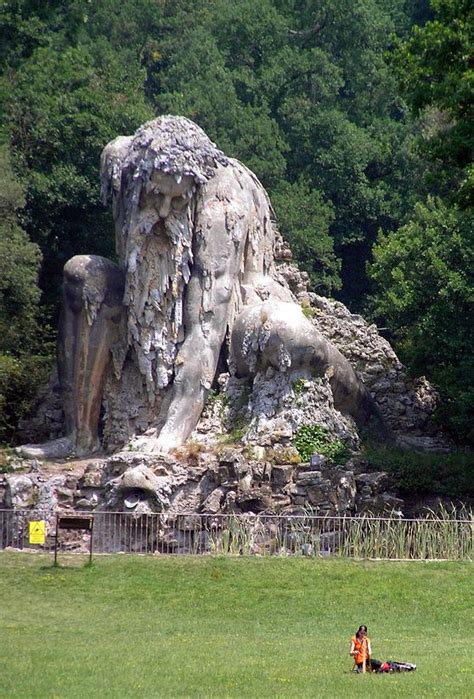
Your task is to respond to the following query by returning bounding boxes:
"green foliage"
[0,146,40,342]
[394,0,473,204]
[1,0,424,310]
[369,173,473,444]
[3,19,153,303]
[220,419,248,445]
[0,353,52,444]
[370,0,473,444]
[369,199,473,355]
[363,442,474,498]
[0,4,154,440]
[206,388,220,405]
[0,145,52,443]
[292,378,307,396]
[273,0,421,303]
[0,0,152,302]
[0,222,41,351]
[4,0,469,451]
[301,305,316,319]
[272,180,340,292]
[292,424,351,464]
[0,0,428,314]
[0,448,18,474]
[376,0,433,34]
[142,0,420,300]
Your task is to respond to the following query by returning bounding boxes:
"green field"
[1,553,472,698]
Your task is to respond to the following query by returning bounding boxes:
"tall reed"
[196,507,472,560]
[1,507,471,559]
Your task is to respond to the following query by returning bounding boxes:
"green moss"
[292,378,306,396]
[219,416,249,445]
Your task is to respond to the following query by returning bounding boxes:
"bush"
[0,353,53,445]
[292,424,351,464]
[363,443,474,498]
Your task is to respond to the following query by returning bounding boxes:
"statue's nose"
[158,194,172,218]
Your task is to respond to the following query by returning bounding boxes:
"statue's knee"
[63,256,89,313]
[63,255,124,312]
[64,255,93,284]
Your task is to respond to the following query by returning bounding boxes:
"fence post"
[89,516,94,564]
[54,513,59,566]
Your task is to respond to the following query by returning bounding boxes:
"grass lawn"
[0,552,472,698]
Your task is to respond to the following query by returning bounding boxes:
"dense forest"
[0,0,472,446]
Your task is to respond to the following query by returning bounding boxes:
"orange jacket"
[351,635,370,664]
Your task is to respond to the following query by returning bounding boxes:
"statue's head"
[101,115,229,220]
[129,115,229,183]
[99,116,230,394]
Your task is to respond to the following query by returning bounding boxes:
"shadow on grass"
[39,559,96,573]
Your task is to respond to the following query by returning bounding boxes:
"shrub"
[0,353,53,445]
[363,443,474,498]
[292,425,351,464]
[292,378,306,396]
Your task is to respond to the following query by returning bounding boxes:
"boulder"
[5,475,37,508]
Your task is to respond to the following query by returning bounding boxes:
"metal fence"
[0,509,472,560]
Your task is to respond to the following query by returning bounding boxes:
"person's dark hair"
[356,625,367,637]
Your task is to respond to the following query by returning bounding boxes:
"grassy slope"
[0,553,472,698]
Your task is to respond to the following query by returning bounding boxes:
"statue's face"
[147,171,195,219]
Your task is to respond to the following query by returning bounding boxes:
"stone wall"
[0,445,404,524]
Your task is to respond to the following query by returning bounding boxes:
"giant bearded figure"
[27,116,383,458]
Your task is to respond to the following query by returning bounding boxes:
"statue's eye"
[171,195,188,210]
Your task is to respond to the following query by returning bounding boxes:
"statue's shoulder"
[203,157,270,202]
[228,157,265,190]
[228,157,276,218]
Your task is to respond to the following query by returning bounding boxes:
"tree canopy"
[369,0,473,442]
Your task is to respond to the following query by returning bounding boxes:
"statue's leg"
[18,255,125,459]
[58,255,125,456]
[231,300,388,436]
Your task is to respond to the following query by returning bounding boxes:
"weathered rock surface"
[0,447,408,523]
[5,475,37,509]
[307,294,446,446]
[9,116,453,526]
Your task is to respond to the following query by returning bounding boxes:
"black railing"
[0,510,472,560]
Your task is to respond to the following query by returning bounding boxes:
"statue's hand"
[127,432,175,455]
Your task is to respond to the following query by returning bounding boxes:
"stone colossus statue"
[23,116,384,459]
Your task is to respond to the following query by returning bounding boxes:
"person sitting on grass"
[349,625,382,673]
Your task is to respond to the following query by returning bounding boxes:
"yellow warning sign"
[29,520,46,545]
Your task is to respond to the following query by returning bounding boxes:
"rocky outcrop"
[273,253,447,450]
[10,117,451,528]
[0,444,405,524]
[309,294,445,447]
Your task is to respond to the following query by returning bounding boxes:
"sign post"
[29,521,46,545]
[54,515,94,565]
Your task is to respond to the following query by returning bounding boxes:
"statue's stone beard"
[123,202,195,404]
